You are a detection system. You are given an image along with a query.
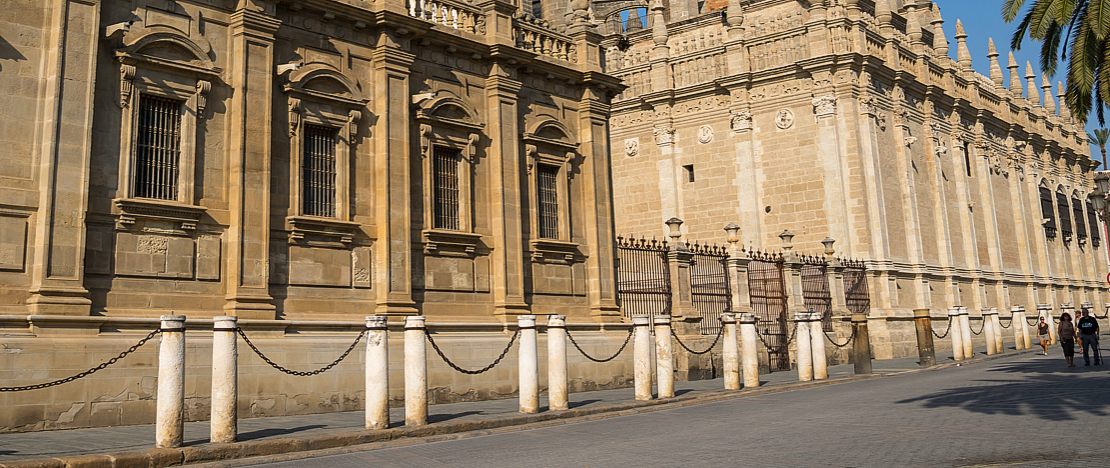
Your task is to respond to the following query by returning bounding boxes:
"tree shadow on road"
[895,363,1110,421]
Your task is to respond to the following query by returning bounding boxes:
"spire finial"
[1008,52,1022,95]
[987,38,1003,86]
[931,10,949,56]
[651,0,668,47]
[955,19,972,69]
[876,0,892,27]
[1042,74,1056,114]
[1026,62,1040,105]
[1057,81,1071,121]
[726,0,743,30]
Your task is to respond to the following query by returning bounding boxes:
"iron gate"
[842,259,871,315]
[801,255,832,331]
[748,250,790,371]
[616,236,671,320]
[689,242,731,335]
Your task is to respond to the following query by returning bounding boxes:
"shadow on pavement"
[895,359,1110,421]
[568,399,601,409]
[237,424,328,441]
[428,411,483,424]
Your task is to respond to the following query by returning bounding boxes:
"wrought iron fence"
[842,258,870,316]
[801,254,832,331]
[689,241,731,335]
[616,236,671,320]
[748,249,790,371]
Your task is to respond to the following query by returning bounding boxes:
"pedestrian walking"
[1077,308,1101,366]
[1058,312,1076,367]
[1037,317,1050,356]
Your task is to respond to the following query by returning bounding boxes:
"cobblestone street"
[230,351,1110,468]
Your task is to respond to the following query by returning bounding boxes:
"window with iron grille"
[1057,191,1073,238]
[1040,186,1056,238]
[1073,197,1087,240]
[302,125,338,217]
[1088,201,1101,248]
[433,147,460,230]
[134,95,184,200]
[537,164,560,239]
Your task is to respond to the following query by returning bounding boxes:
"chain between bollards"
[565,326,633,362]
[968,320,985,336]
[997,316,1014,329]
[669,325,724,355]
[0,329,161,392]
[753,321,797,351]
[931,317,952,339]
[426,328,518,375]
[1026,316,1039,326]
[822,326,855,348]
[238,328,367,376]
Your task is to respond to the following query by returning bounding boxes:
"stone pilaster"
[576,82,622,322]
[487,59,528,318]
[223,6,281,318]
[813,94,852,257]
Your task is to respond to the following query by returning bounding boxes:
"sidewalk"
[0,342,1038,467]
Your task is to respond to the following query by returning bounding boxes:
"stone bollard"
[518,315,539,414]
[653,315,674,398]
[808,312,828,380]
[983,309,998,355]
[912,309,935,367]
[547,315,568,411]
[156,315,186,448]
[721,312,740,390]
[738,313,760,388]
[210,316,238,444]
[1011,306,1028,350]
[794,312,813,382]
[949,307,965,361]
[404,316,427,426]
[958,307,973,359]
[365,316,389,430]
[852,313,872,374]
[990,308,1003,353]
[632,315,652,401]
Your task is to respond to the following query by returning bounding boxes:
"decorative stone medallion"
[775,109,795,129]
[624,137,639,157]
[697,125,713,144]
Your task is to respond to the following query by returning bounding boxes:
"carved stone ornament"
[697,125,714,144]
[347,110,361,140]
[120,64,136,108]
[730,111,753,132]
[812,95,836,117]
[195,80,211,120]
[653,126,676,146]
[775,109,795,130]
[903,136,917,147]
[525,144,538,175]
[288,97,301,137]
[624,137,639,157]
[419,123,432,157]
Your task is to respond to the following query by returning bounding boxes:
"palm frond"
[1003,0,1030,22]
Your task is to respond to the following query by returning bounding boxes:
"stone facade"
[0,0,633,431]
[605,0,1108,358]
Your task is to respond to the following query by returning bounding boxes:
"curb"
[0,348,1034,468]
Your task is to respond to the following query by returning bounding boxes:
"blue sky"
[934,0,1103,162]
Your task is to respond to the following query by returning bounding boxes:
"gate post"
[794,312,813,382]
[663,218,711,381]
[721,312,740,390]
[912,309,935,367]
[781,250,810,322]
[851,313,872,374]
[948,307,965,361]
[825,257,852,357]
[982,308,998,355]
[958,306,973,359]
[807,311,828,380]
[653,315,675,398]
[633,315,653,401]
[738,313,760,388]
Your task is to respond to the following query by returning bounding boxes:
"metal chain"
[753,322,796,353]
[238,328,366,376]
[969,320,985,336]
[670,326,724,355]
[823,326,855,348]
[931,317,952,339]
[426,328,518,375]
[1026,316,1040,326]
[565,327,633,363]
[997,316,1013,329]
[0,329,161,392]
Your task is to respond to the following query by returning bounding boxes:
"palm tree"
[1003,0,1110,124]
[1090,128,1110,169]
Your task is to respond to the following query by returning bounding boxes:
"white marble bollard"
[795,312,813,382]
[958,307,973,359]
[156,315,186,448]
[721,313,740,390]
[365,315,389,430]
[633,316,652,401]
[210,316,238,444]
[808,312,828,380]
[653,315,674,398]
[990,308,1003,353]
[949,307,964,361]
[404,316,427,426]
[1013,306,1030,350]
[985,310,1003,354]
[518,315,539,414]
[738,313,760,388]
[547,315,568,411]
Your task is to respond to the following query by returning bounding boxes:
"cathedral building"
[605,0,1108,356]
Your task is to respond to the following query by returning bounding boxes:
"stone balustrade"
[407,0,482,33]
[513,19,574,61]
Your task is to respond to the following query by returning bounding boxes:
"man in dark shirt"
[1077,309,1101,366]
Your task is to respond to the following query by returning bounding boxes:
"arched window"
[1072,195,1087,244]
[1087,200,1101,248]
[1057,189,1073,241]
[1039,186,1057,239]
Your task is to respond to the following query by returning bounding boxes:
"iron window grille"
[302,125,338,218]
[1057,191,1073,239]
[1040,186,1057,239]
[1088,201,1101,248]
[537,164,560,239]
[133,95,183,201]
[433,147,461,230]
[1072,197,1087,241]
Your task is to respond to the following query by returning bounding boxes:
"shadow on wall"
[895,357,1110,421]
[0,34,27,71]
